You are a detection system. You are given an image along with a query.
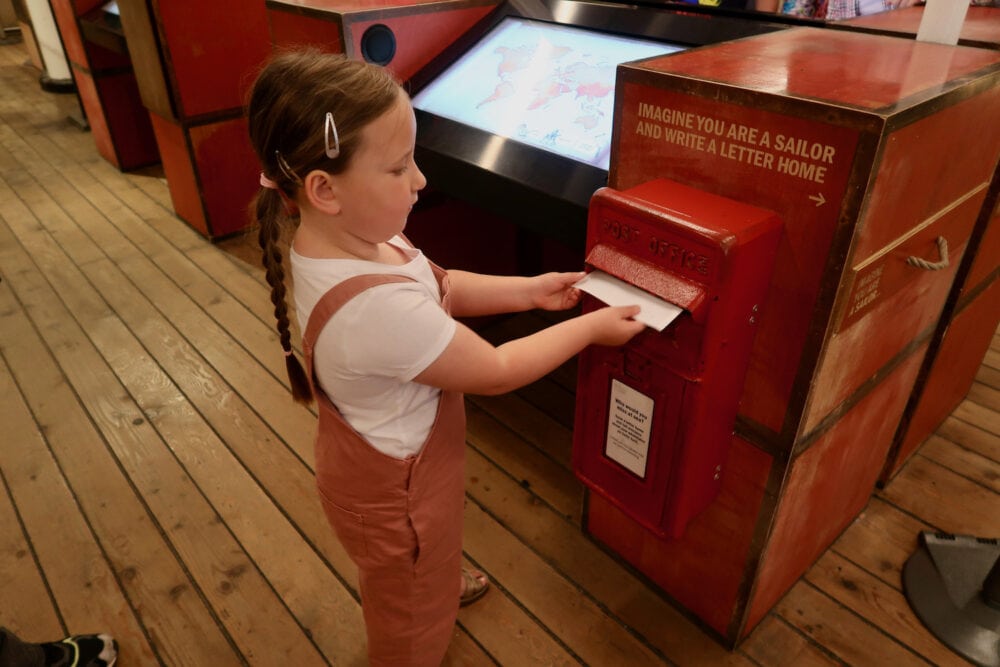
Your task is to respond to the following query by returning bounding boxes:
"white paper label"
[605,379,654,478]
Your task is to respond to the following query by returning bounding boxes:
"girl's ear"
[302,169,342,215]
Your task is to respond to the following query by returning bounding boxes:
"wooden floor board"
[1,82,360,667]
[977,364,1000,392]
[466,401,584,523]
[0,220,243,666]
[775,582,934,666]
[465,449,752,666]
[804,552,967,666]
[881,455,1000,535]
[1,39,998,666]
[740,616,842,667]
[8,243,323,665]
[936,415,1000,463]
[462,500,666,667]
[0,361,70,643]
[830,498,931,591]
[1,354,151,652]
[984,338,999,370]
[468,391,575,470]
[918,435,1000,494]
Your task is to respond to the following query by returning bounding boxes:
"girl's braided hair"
[246,49,401,403]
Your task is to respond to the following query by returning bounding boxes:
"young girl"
[246,49,644,666]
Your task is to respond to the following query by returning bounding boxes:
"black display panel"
[409,0,786,249]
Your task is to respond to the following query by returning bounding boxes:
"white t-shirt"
[290,237,457,459]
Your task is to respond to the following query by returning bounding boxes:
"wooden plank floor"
[1,40,998,666]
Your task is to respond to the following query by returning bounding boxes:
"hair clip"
[274,150,303,186]
[325,112,340,159]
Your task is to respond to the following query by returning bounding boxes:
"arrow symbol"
[809,192,826,207]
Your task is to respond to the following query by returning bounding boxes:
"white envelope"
[574,271,684,332]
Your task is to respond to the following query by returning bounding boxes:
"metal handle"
[906,236,949,271]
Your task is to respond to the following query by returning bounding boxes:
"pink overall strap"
[301,273,416,392]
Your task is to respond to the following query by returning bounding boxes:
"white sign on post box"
[606,379,655,478]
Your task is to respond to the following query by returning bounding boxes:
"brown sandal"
[460,567,489,607]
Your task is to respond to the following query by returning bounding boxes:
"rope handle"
[906,236,949,271]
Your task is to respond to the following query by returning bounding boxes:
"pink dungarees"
[302,266,466,666]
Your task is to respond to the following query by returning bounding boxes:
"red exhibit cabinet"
[265,0,498,84]
[115,0,272,239]
[48,0,158,170]
[580,28,1000,645]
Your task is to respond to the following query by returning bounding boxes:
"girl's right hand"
[415,304,645,396]
[587,305,646,346]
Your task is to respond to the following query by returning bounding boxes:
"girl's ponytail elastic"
[283,346,313,404]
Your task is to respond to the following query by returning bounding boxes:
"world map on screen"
[411,18,682,169]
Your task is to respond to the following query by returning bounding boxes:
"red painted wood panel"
[81,35,131,71]
[49,0,88,67]
[966,191,1000,292]
[886,277,1000,480]
[803,191,983,432]
[742,344,927,635]
[95,73,159,169]
[268,9,345,52]
[405,195,522,276]
[348,5,496,83]
[586,436,772,637]
[154,0,272,119]
[853,87,1000,262]
[50,0,110,67]
[73,69,117,167]
[71,0,104,16]
[613,79,859,433]
[837,192,986,332]
[189,117,261,238]
[642,28,1000,112]
[150,113,207,236]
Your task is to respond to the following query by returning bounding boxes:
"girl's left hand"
[531,272,586,311]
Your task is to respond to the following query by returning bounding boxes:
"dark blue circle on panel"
[360,24,396,66]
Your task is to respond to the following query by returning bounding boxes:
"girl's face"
[330,89,426,244]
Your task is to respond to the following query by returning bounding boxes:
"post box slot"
[586,243,709,322]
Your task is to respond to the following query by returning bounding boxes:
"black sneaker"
[42,634,117,667]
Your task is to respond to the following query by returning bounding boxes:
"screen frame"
[409,0,788,250]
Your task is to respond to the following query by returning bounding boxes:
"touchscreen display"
[411,17,683,169]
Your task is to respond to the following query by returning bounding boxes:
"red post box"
[573,179,781,539]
